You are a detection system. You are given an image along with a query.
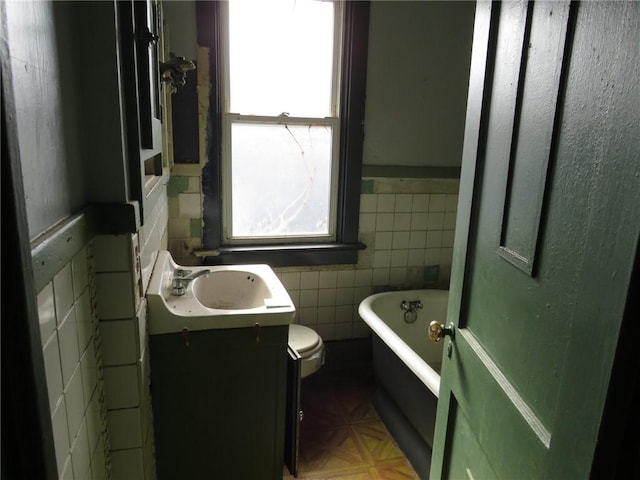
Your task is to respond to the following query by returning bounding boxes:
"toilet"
[288,324,325,378]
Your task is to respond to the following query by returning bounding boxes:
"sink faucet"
[171,269,211,296]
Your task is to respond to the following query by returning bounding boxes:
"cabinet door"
[284,347,301,477]
[118,0,164,226]
[150,327,289,480]
[134,0,162,153]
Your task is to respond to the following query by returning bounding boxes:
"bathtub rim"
[358,289,445,398]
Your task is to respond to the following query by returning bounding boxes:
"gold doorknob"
[429,321,455,343]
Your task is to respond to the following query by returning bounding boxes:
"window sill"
[195,242,367,267]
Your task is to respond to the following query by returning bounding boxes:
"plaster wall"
[5,1,86,240]
[363,1,475,167]
[163,0,198,61]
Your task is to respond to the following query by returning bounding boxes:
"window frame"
[197,0,370,267]
[221,115,341,244]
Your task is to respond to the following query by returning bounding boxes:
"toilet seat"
[288,324,325,378]
[289,324,320,354]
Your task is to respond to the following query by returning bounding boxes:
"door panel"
[444,398,497,480]
[463,0,572,429]
[134,0,161,149]
[498,2,569,274]
[444,330,549,478]
[285,346,301,477]
[432,1,640,478]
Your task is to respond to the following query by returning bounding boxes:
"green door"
[431,1,640,478]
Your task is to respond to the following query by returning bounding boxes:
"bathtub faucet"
[400,300,423,312]
[172,269,210,296]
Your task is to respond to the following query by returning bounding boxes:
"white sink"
[146,251,295,334]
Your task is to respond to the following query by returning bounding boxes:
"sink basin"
[192,270,272,309]
[146,251,295,334]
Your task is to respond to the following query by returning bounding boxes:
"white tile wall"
[139,188,169,292]
[111,448,144,480]
[38,245,111,479]
[90,437,107,480]
[60,457,73,480]
[177,192,201,218]
[94,188,167,480]
[65,365,86,441]
[93,235,132,273]
[43,333,64,412]
[35,190,167,480]
[80,343,99,409]
[38,283,57,343]
[70,418,91,478]
[54,264,75,325]
[51,399,70,476]
[76,290,95,355]
[100,320,138,366]
[107,408,143,450]
[58,309,80,387]
[95,272,136,320]
[275,186,459,342]
[103,365,140,410]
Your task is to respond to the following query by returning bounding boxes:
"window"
[223,0,341,243]
[196,1,370,266]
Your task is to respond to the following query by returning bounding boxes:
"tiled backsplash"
[275,178,459,341]
[38,244,111,479]
[92,187,166,480]
[166,175,203,266]
[166,175,459,342]
[93,233,156,480]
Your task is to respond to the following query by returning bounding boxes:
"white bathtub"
[358,289,448,479]
[359,289,447,395]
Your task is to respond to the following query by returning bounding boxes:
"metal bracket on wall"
[160,56,196,93]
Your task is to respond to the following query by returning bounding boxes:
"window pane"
[230,122,333,238]
[228,0,335,117]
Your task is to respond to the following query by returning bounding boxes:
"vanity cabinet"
[150,325,289,480]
